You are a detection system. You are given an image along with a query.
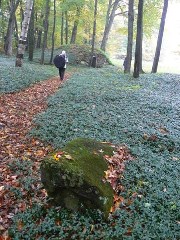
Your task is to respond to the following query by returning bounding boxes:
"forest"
[0,0,180,239]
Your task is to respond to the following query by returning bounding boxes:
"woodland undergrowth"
[0,60,179,239]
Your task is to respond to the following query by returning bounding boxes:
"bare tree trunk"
[15,0,33,67]
[14,15,19,45]
[50,0,56,64]
[40,0,50,65]
[70,8,80,44]
[61,12,64,45]
[34,12,42,48]
[65,11,68,44]
[124,0,134,73]
[28,2,34,61]
[152,0,168,73]
[90,0,98,67]
[100,0,120,52]
[36,30,42,48]
[4,0,20,56]
[133,0,144,78]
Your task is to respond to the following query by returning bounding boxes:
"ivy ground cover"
[10,66,180,239]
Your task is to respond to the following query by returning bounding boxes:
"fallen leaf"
[64,154,73,160]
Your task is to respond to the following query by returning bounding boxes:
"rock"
[41,138,114,217]
[55,44,112,67]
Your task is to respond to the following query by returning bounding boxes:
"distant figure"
[53,50,68,81]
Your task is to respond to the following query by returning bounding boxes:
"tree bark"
[90,0,98,67]
[100,0,120,52]
[15,0,33,67]
[36,30,42,48]
[65,11,68,44]
[70,8,80,44]
[28,2,34,61]
[133,0,144,78]
[50,0,56,64]
[151,0,168,73]
[40,0,50,65]
[61,12,64,45]
[124,0,134,73]
[4,0,20,56]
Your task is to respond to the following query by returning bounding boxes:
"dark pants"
[58,68,65,80]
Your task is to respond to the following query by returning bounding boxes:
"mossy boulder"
[55,44,112,67]
[41,138,114,217]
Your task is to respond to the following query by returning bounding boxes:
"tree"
[50,0,56,64]
[90,0,98,67]
[65,11,68,44]
[40,0,50,65]
[4,0,20,56]
[152,0,169,73]
[124,0,134,73]
[28,2,34,61]
[61,12,64,45]
[70,7,81,44]
[133,0,144,78]
[15,0,34,67]
[100,0,120,52]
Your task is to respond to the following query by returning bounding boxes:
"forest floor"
[0,63,179,239]
[0,73,132,239]
[0,75,69,237]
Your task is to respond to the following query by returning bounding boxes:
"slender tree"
[61,12,64,45]
[152,0,168,73]
[28,2,34,61]
[50,0,56,64]
[133,0,144,78]
[4,0,20,56]
[124,0,134,73]
[89,0,98,67]
[40,0,50,64]
[100,0,120,52]
[65,11,68,44]
[70,7,81,44]
[15,0,34,67]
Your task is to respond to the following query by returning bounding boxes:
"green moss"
[63,138,114,199]
[41,138,114,217]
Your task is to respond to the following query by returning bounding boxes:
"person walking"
[53,50,68,81]
[58,50,68,81]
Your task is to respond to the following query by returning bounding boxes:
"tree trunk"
[61,12,64,45]
[15,0,33,67]
[35,13,43,48]
[151,0,168,73]
[28,2,34,61]
[100,0,120,52]
[14,15,19,46]
[70,8,80,44]
[4,0,20,56]
[65,11,68,44]
[133,0,144,78]
[90,0,98,67]
[124,0,134,73]
[40,0,50,65]
[50,0,56,64]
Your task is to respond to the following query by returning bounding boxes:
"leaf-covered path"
[0,76,69,161]
[0,75,70,236]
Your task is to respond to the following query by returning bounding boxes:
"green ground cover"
[0,55,60,93]
[0,54,86,93]
[3,63,180,239]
